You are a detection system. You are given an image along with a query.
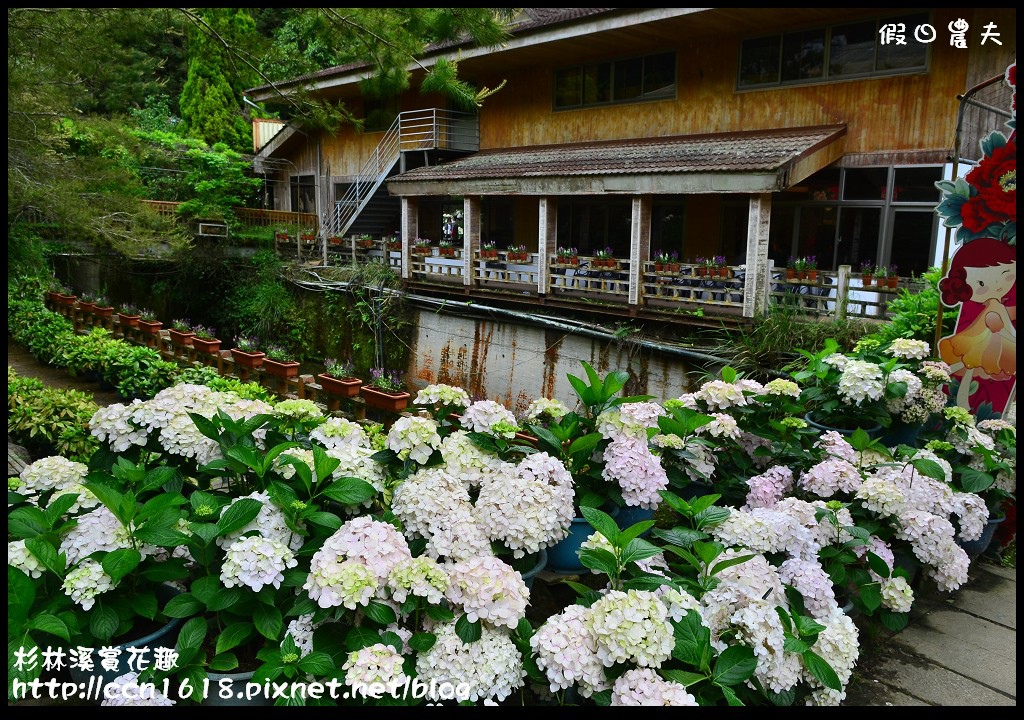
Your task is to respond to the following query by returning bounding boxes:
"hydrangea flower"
[415,383,471,409]
[18,456,89,499]
[386,415,442,464]
[310,416,369,448]
[285,614,316,658]
[522,397,570,423]
[802,611,859,705]
[63,560,115,610]
[217,491,302,551]
[387,556,450,605]
[220,535,297,592]
[59,506,144,566]
[8,539,45,578]
[745,465,795,509]
[880,576,914,613]
[602,435,668,509]
[694,379,751,410]
[273,398,324,425]
[855,476,906,517]
[304,557,378,609]
[694,413,740,440]
[887,338,931,360]
[439,430,504,489]
[316,517,412,585]
[460,400,519,438]
[798,457,862,497]
[779,558,838,620]
[530,604,608,696]
[445,556,529,629]
[343,643,407,691]
[610,668,699,706]
[415,621,526,702]
[587,589,674,668]
[837,359,884,405]
[764,379,801,397]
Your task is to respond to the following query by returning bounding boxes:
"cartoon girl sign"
[937,237,1016,415]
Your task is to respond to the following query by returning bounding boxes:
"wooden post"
[538,197,556,296]
[835,264,851,321]
[744,193,772,317]
[464,196,480,287]
[628,196,651,308]
[401,197,418,280]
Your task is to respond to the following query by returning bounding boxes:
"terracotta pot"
[168,329,195,347]
[700,267,711,277]
[77,301,96,314]
[231,349,265,369]
[318,373,363,398]
[805,270,818,281]
[56,293,77,307]
[887,276,898,289]
[666,263,681,273]
[654,263,665,272]
[860,274,873,285]
[480,250,499,259]
[387,243,403,251]
[718,267,730,277]
[93,306,115,318]
[264,358,300,378]
[138,320,162,335]
[785,269,797,280]
[439,247,456,257]
[117,313,140,328]
[328,237,343,246]
[357,240,374,249]
[192,337,221,354]
[275,233,289,241]
[360,385,411,412]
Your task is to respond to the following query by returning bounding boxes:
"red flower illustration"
[961,139,1017,232]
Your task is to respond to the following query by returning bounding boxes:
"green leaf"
[298,651,335,675]
[618,520,656,545]
[651,526,707,547]
[305,512,342,530]
[138,466,179,495]
[580,506,620,545]
[693,540,725,567]
[209,653,239,672]
[216,623,255,655]
[364,600,398,626]
[578,547,620,578]
[346,626,382,652]
[784,635,810,654]
[163,592,205,618]
[719,684,745,706]
[860,583,882,612]
[24,538,65,579]
[804,650,842,691]
[567,432,602,457]
[688,494,723,515]
[133,526,192,548]
[956,466,995,494]
[712,644,758,685]
[176,616,208,652]
[865,551,892,579]
[130,591,158,620]
[82,481,131,527]
[205,587,243,612]
[455,614,482,643]
[27,614,71,642]
[409,632,437,653]
[101,548,142,584]
[253,604,283,640]
[880,610,909,633]
[590,689,612,706]
[659,668,707,687]
[8,506,49,539]
[794,615,827,638]
[216,498,263,536]
[910,458,948,483]
[620,538,663,566]
[89,603,119,641]
[622,575,675,592]
[566,372,597,407]
[136,493,187,523]
[8,567,36,629]
[43,493,80,527]
[321,477,377,505]
[672,611,712,670]
[424,605,455,623]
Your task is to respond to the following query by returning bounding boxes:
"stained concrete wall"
[407,308,700,414]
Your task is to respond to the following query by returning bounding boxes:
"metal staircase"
[323,108,479,240]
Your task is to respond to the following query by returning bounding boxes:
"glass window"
[556,197,631,256]
[829,20,877,77]
[613,57,643,100]
[554,67,582,108]
[290,175,315,214]
[888,209,936,277]
[837,207,880,271]
[583,62,612,104]
[892,166,942,203]
[804,168,841,201]
[642,52,676,99]
[875,13,928,71]
[651,196,686,256]
[781,28,826,83]
[739,35,780,87]
[768,206,796,267]
[843,167,888,201]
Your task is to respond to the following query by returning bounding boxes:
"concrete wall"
[407,308,699,414]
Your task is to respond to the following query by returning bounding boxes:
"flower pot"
[77,301,96,314]
[264,358,300,378]
[717,267,730,278]
[879,419,924,449]
[546,506,620,574]
[68,584,183,687]
[875,276,888,287]
[117,313,140,328]
[360,386,411,412]
[93,305,115,319]
[805,270,818,281]
[804,411,883,440]
[480,250,499,259]
[387,243,403,252]
[797,271,807,280]
[666,263,681,273]
[318,373,363,398]
[886,276,898,289]
[439,247,456,257]
[519,549,548,591]
[231,349,265,369]
[328,236,343,246]
[956,512,1006,560]
[201,669,272,707]
[860,274,873,285]
[55,293,77,307]
[785,269,797,280]
[192,337,222,354]
[412,247,431,256]
[356,239,374,249]
[138,320,162,336]
[168,329,195,347]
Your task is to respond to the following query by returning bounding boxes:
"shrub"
[7,366,100,462]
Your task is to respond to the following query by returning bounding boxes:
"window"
[289,175,315,214]
[555,197,632,255]
[739,12,928,89]
[554,52,675,109]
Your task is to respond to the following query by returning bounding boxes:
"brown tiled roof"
[388,126,848,183]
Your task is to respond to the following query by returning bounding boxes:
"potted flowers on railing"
[136,308,162,337]
[592,246,616,268]
[231,333,265,370]
[76,292,97,314]
[555,246,579,266]
[859,259,874,285]
[274,227,290,241]
[318,357,362,398]
[169,318,195,346]
[653,250,681,273]
[263,343,301,378]
[873,264,889,288]
[803,255,818,281]
[360,367,411,412]
[712,254,730,278]
[191,324,221,354]
[412,238,432,255]
[357,233,375,249]
[300,227,316,243]
[386,235,403,251]
[438,238,457,257]
[116,303,141,328]
[506,244,529,263]
[884,264,899,289]
[480,240,499,259]
[91,294,114,318]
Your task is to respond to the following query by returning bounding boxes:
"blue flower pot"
[519,549,548,591]
[879,420,924,449]
[804,412,883,440]
[956,513,1006,560]
[546,506,620,574]
[615,505,656,536]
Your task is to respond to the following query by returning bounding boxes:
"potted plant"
[556,246,579,266]
[713,254,730,278]
[300,228,316,243]
[506,244,529,263]
[793,256,808,280]
[328,234,344,246]
[231,334,265,370]
[318,357,362,397]
[592,246,615,268]
[137,308,162,335]
[191,324,221,354]
[885,264,899,289]
[274,228,290,241]
[412,237,432,255]
[695,256,709,277]
[356,233,375,249]
[54,283,77,307]
[874,264,889,287]
[859,259,874,285]
[785,255,798,280]
[263,343,301,378]
[169,318,195,346]
[76,292,97,314]
[360,367,411,412]
[438,238,457,257]
[116,303,141,328]
[386,235,403,251]
[653,249,680,273]
[804,255,818,281]
[480,240,499,259]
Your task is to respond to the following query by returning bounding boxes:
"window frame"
[554,51,676,110]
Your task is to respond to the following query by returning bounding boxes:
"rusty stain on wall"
[436,341,453,384]
[542,329,563,399]
[467,321,494,399]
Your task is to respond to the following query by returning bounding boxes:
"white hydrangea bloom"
[63,560,115,610]
[815,431,857,464]
[310,416,369,449]
[701,553,787,641]
[802,611,859,705]
[694,413,740,440]
[439,430,505,489]
[216,491,302,551]
[655,586,703,622]
[729,597,802,694]
[887,338,931,360]
[951,493,989,542]
[764,379,801,397]
[90,403,149,453]
[8,540,45,578]
[316,516,412,585]
[387,556,450,605]
[325,442,385,497]
[386,415,442,464]
[779,558,838,620]
[19,456,89,499]
[855,476,906,517]
[799,457,862,498]
[391,467,492,560]
[220,535,297,592]
[59,506,144,566]
[523,397,571,423]
[745,465,795,509]
[285,614,316,657]
[895,510,970,592]
[602,435,668,510]
[837,359,884,405]
[610,668,699,706]
[695,379,751,411]
[101,672,175,706]
[343,643,407,690]
[880,576,914,613]
[273,447,316,481]
[822,353,849,370]
[414,383,471,409]
[461,400,519,438]
[618,401,668,436]
[530,604,608,696]
[274,398,323,421]
[415,621,526,702]
[445,556,530,629]
[587,589,674,668]
[304,557,378,609]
